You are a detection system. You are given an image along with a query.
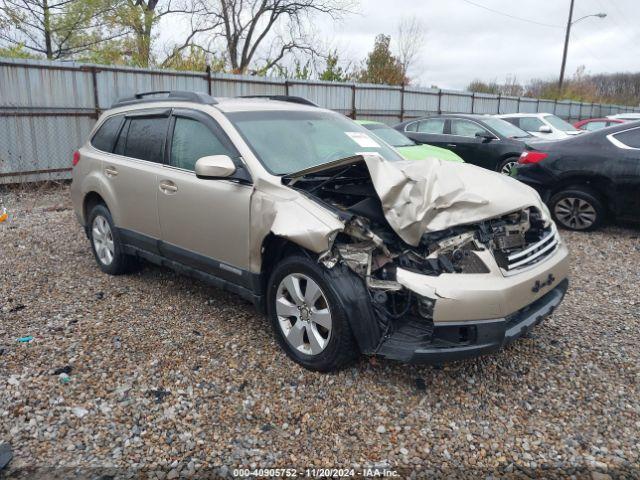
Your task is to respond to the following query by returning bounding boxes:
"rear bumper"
[512,164,557,201]
[376,278,568,364]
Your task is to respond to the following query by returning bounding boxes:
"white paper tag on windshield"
[345,131,380,148]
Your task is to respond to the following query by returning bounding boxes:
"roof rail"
[111,90,218,109]
[239,95,319,107]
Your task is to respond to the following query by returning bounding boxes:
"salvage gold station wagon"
[71,91,569,371]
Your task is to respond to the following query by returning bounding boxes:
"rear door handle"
[159,180,178,194]
[446,144,457,148]
[104,166,118,177]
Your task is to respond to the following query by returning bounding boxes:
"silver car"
[71,91,570,372]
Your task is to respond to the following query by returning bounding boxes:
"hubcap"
[275,273,332,356]
[554,197,597,230]
[501,161,517,175]
[92,215,115,265]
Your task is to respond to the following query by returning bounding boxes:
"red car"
[574,118,624,132]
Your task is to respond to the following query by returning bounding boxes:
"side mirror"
[475,131,496,140]
[538,125,553,134]
[195,155,236,179]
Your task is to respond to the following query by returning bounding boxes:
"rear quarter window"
[613,128,640,149]
[91,116,124,152]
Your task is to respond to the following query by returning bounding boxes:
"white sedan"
[496,113,584,140]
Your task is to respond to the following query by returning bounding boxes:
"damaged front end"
[284,155,569,363]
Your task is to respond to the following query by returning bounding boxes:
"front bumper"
[376,278,568,364]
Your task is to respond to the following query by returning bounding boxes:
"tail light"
[72,150,80,167]
[518,151,548,164]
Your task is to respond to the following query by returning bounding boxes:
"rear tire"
[87,204,139,275]
[267,254,359,372]
[549,186,605,231]
[497,157,519,175]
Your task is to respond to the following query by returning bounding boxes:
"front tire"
[267,254,358,372]
[549,186,605,231]
[87,204,138,275]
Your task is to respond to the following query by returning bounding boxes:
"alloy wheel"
[275,273,332,356]
[553,197,597,230]
[500,160,518,175]
[92,215,115,265]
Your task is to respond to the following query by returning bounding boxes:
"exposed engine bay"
[285,158,556,329]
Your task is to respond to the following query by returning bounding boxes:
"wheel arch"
[259,234,382,354]
[83,191,107,223]
[550,174,614,213]
[259,234,309,306]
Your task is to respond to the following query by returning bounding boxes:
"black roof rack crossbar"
[111,90,218,108]
[239,95,319,107]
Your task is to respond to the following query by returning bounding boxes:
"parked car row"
[382,112,640,232]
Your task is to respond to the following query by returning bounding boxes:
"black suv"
[395,114,533,174]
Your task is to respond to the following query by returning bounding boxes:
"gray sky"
[320,0,639,89]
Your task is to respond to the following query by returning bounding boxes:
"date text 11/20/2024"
[233,467,400,477]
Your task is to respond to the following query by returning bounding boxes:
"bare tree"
[0,0,123,59]
[396,15,425,84]
[192,0,356,74]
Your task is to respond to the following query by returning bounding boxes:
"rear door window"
[405,121,418,132]
[91,116,124,152]
[417,118,445,134]
[519,117,545,131]
[450,119,487,137]
[123,116,169,162]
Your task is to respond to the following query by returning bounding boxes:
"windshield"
[227,110,404,175]
[544,115,578,131]
[483,117,531,138]
[364,123,415,147]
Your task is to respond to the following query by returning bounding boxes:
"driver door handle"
[159,180,178,194]
[446,143,457,148]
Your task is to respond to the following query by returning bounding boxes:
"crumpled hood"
[360,154,547,246]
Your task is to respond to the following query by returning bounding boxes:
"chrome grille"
[506,223,559,271]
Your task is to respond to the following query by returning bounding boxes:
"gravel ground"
[1,183,639,479]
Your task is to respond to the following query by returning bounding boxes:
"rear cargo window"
[91,116,124,152]
[123,117,168,163]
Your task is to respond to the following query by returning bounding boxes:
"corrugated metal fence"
[1,57,639,184]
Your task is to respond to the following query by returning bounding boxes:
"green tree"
[0,0,122,60]
[0,43,39,58]
[467,79,500,95]
[357,34,406,86]
[163,45,226,72]
[270,59,312,79]
[319,50,350,82]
